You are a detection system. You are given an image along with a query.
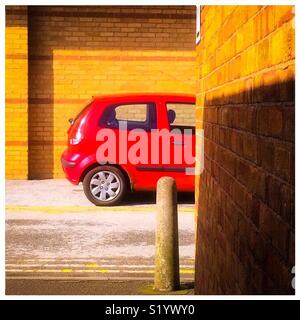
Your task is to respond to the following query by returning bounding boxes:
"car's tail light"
[67,101,91,146]
[69,130,83,145]
[69,116,86,145]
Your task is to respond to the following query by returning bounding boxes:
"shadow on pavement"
[123,191,195,206]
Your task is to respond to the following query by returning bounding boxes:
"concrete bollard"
[154,176,180,291]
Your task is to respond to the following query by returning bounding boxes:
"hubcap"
[90,171,121,202]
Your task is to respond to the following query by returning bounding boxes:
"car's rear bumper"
[61,149,84,185]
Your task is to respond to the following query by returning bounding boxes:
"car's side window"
[115,104,147,122]
[166,102,195,133]
[101,103,156,131]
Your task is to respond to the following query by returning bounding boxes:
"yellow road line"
[180,269,194,274]
[7,269,194,274]
[7,263,194,268]
[85,263,100,268]
[6,204,194,214]
[96,269,109,273]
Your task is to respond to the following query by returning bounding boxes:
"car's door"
[99,100,162,190]
[163,100,196,191]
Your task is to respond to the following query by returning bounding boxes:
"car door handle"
[172,140,186,145]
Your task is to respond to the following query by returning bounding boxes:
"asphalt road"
[6,180,195,295]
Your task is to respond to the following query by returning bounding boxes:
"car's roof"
[93,93,195,102]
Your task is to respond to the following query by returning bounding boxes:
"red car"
[61,93,196,205]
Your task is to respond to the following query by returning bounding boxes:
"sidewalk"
[6,179,195,210]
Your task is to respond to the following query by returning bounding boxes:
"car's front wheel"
[83,166,127,206]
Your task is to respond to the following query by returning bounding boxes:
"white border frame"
[0,0,298,300]
[196,5,201,45]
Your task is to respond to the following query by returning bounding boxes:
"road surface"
[6,180,195,294]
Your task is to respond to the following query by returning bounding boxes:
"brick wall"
[5,5,196,179]
[195,6,295,294]
[6,6,28,179]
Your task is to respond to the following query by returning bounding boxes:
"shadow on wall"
[15,5,196,179]
[28,11,54,179]
[195,76,295,294]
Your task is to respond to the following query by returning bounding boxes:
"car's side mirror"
[68,118,74,125]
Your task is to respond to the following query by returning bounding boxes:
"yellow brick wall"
[195,5,295,294]
[25,5,196,178]
[5,6,28,179]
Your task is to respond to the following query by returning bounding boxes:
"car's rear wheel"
[83,166,127,206]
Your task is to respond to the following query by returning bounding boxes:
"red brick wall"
[195,6,295,294]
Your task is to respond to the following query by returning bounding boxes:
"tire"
[83,166,127,206]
